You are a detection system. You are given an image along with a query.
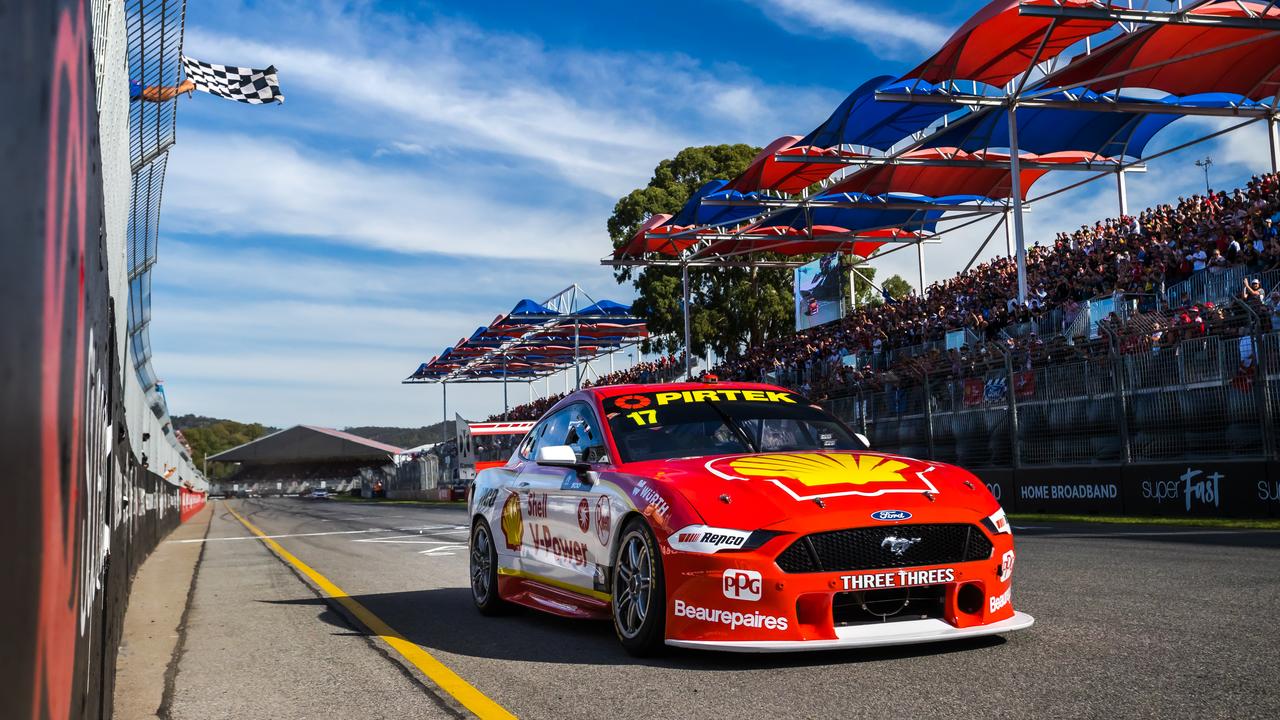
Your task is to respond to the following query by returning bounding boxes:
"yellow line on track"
[225,503,516,720]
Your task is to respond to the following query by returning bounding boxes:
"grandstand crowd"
[491,173,1280,418]
[717,172,1280,396]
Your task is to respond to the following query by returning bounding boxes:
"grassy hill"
[344,422,455,450]
[172,415,279,480]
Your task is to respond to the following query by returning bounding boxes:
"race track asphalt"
[167,498,1280,720]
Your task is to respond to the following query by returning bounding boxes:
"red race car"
[467,382,1032,655]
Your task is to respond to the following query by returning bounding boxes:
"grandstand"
[210,426,402,497]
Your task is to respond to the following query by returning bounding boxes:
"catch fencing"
[819,326,1280,517]
[824,331,1275,469]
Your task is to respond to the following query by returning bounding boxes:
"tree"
[880,274,914,302]
[179,419,276,480]
[608,145,794,358]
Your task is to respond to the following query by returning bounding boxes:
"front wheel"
[612,518,666,656]
[470,519,507,615]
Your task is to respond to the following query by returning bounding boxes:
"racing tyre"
[612,518,666,656]
[470,518,507,615]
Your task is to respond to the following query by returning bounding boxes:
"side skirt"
[496,570,611,620]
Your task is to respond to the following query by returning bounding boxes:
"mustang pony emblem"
[880,535,921,556]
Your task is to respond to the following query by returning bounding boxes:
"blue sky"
[152,0,1276,429]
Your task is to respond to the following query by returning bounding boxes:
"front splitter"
[665,611,1034,653]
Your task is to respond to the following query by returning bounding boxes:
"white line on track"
[419,545,466,556]
[168,528,399,543]
[354,535,459,544]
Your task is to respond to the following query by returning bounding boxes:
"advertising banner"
[794,253,845,331]
[1123,462,1276,518]
[1013,468,1125,514]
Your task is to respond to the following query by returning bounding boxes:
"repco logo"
[722,569,762,601]
[699,532,745,547]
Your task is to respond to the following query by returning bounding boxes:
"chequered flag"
[181,55,284,105]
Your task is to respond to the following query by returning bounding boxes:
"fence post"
[924,374,936,460]
[1256,332,1274,458]
[1003,350,1020,469]
[1111,336,1133,465]
[1098,325,1130,464]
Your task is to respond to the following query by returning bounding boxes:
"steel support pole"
[502,355,508,420]
[682,263,693,380]
[573,319,581,390]
[442,382,448,446]
[1270,116,1280,173]
[1006,105,1029,305]
[1004,210,1014,257]
[1116,168,1129,216]
[916,239,927,297]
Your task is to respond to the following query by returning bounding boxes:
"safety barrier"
[822,326,1280,517]
[0,2,204,718]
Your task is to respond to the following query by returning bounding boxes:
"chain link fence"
[823,328,1280,467]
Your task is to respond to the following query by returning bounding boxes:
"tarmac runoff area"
[118,497,1280,720]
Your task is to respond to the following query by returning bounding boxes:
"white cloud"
[155,239,617,305]
[164,130,610,260]
[373,141,427,158]
[184,10,836,198]
[742,0,951,58]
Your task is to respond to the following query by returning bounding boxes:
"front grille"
[832,584,947,626]
[775,523,993,573]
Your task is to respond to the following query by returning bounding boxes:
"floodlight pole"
[682,263,693,380]
[1116,168,1129,217]
[1007,104,1029,305]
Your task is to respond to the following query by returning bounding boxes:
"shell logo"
[707,452,935,501]
[500,492,523,550]
[730,453,908,488]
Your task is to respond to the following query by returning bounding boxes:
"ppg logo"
[870,509,912,521]
[722,569,762,602]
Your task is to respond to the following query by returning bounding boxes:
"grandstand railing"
[821,327,1280,467]
[1165,266,1280,310]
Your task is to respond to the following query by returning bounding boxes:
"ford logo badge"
[871,509,911,521]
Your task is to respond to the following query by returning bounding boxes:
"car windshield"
[602,388,862,463]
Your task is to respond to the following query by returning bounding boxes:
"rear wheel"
[612,518,665,656]
[470,518,507,615]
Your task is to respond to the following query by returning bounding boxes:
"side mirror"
[854,432,871,449]
[535,445,590,471]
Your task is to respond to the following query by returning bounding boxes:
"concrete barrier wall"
[0,2,200,718]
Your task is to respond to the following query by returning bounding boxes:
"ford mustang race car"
[467,382,1032,655]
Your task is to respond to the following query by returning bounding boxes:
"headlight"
[667,525,783,554]
[981,507,1011,535]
